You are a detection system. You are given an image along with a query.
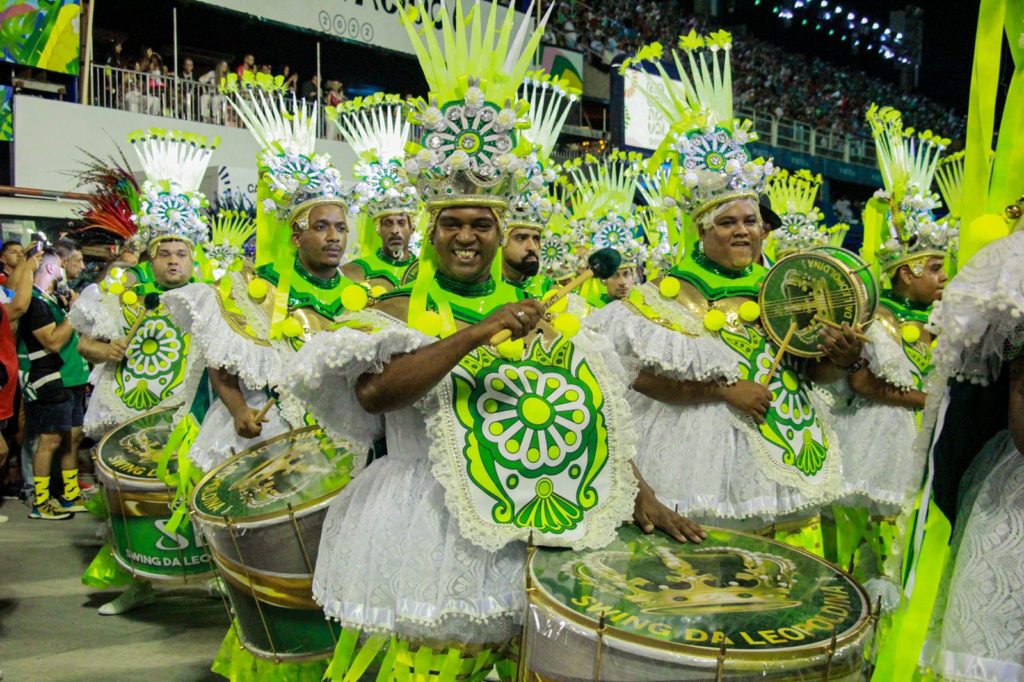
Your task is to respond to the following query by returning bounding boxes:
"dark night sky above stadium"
[733,0,981,112]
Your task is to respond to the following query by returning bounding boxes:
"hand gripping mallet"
[489,247,622,346]
[124,293,161,349]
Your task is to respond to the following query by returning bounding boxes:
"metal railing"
[89,64,345,139]
[87,65,874,167]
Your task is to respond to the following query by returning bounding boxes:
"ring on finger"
[515,310,526,320]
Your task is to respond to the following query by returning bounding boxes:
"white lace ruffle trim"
[163,281,284,391]
[586,299,740,384]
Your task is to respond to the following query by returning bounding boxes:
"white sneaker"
[98,581,156,615]
[0,514,8,524]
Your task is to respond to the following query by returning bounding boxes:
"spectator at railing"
[301,74,320,102]
[236,53,255,78]
[199,60,230,125]
[282,65,298,94]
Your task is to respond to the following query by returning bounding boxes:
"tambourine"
[759,246,879,359]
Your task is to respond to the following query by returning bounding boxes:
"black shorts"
[25,386,86,434]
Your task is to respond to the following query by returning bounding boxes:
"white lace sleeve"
[163,280,283,390]
[929,230,1024,384]
[286,312,434,453]
[69,284,122,339]
[864,322,915,391]
[586,300,741,384]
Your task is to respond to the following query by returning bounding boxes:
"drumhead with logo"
[529,524,869,662]
[193,426,355,527]
[760,249,877,358]
[95,406,178,487]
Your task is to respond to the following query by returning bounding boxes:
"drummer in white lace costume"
[823,108,956,608]
[164,74,369,474]
[283,3,705,678]
[72,131,218,616]
[913,226,1024,680]
[588,33,862,554]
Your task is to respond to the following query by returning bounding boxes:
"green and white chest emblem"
[116,309,190,412]
[720,325,832,490]
[430,335,634,551]
[902,340,931,391]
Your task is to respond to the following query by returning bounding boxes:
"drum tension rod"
[823,627,838,679]
[517,532,536,682]
[593,611,607,682]
[715,640,728,682]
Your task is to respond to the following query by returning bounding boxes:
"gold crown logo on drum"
[230,451,331,509]
[865,105,956,276]
[622,31,775,224]
[570,544,800,615]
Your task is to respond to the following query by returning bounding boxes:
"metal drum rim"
[94,405,181,488]
[759,251,869,359]
[810,245,879,326]
[526,524,872,665]
[190,425,352,529]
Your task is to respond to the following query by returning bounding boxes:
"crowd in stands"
[547,2,966,142]
[99,40,349,126]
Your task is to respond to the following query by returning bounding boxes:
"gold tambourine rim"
[94,405,180,487]
[758,251,868,359]
[190,425,354,528]
[526,524,873,663]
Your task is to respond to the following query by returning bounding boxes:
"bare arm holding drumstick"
[355,299,546,415]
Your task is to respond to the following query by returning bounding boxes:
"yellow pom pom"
[496,338,525,359]
[280,316,304,338]
[109,267,123,280]
[739,301,761,322]
[901,323,921,344]
[704,308,726,331]
[542,290,568,314]
[414,311,443,337]
[341,285,369,312]
[961,213,1009,264]
[247,278,269,301]
[659,277,681,299]
[370,285,388,299]
[120,290,138,306]
[108,281,125,295]
[552,312,581,339]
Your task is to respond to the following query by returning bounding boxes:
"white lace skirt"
[831,398,922,514]
[630,393,829,526]
[923,431,1024,680]
[313,455,525,646]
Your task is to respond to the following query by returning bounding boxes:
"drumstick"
[812,314,871,343]
[489,247,621,347]
[762,321,797,386]
[254,397,275,422]
[124,293,161,347]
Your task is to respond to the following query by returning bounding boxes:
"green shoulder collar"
[880,290,932,324]
[669,251,765,301]
[256,260,357,319]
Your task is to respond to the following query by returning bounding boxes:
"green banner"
[0,0,81,75]
[0,85,11,141]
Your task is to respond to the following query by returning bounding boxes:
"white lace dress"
[921,430,1024,680]
[287,320,526,645]
[164,281,296,472]
[587,297,840,527]
[823,321,923,514]
[70,283,204,439]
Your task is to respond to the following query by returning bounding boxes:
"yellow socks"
[62,469,81,500]
[33,476,50,506]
